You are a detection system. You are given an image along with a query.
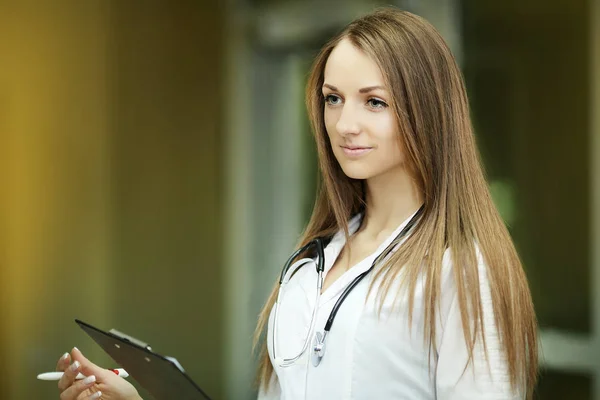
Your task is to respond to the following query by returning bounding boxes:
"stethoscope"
[271,206,424,368]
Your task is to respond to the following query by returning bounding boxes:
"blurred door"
[461,0,600,398]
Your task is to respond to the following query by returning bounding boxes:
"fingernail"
[70,361,80,372]
[62,352,69,360]
[72,346,79,352]
[82,375,96,385]
[90,391,102,399]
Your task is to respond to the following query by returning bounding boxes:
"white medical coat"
[259,212,522,399]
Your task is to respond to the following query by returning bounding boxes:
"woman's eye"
[324,94,342,106]
[367,98,388,109]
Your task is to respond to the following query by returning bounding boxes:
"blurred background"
[0,0,598,399]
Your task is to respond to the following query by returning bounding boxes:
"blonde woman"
[54,7,537,400]
[255,7,538,400]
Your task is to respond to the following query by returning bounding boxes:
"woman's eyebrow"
[358,85,386,93]
[322,83,387,93]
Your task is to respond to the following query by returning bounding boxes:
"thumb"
[70,347,113,381]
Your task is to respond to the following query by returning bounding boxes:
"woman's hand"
[56,347,141,400]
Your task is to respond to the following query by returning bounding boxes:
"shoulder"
[440,243,489,288]
[438,243,494,328]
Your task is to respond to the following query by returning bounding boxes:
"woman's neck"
[360,166,423,239]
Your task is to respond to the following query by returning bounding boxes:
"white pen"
[37,368,129,381]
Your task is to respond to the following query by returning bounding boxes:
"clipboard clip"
[108,327,185,372]
[109,328,152,351]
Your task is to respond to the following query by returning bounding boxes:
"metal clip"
[109,328,152,351]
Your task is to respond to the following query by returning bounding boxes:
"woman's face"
[322,38,405,181]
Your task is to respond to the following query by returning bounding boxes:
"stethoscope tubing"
[273,205,424,367]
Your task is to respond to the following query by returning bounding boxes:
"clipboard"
[75,319,212,400]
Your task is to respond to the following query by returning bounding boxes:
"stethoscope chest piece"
[311,331,327,367]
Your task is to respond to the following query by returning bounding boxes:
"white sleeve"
[435,251,523,400]
[257,373,281,400]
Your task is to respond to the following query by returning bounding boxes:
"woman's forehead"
[323,39,387,91]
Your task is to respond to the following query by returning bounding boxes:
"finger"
[56,352,71,372]
[70,347,112,381]
[59,375,97,400]
[86,390,103,400]
[58,360,81,392]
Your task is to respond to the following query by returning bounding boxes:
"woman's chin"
[339,165,372,180]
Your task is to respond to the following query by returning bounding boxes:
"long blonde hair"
[254,7,537,398]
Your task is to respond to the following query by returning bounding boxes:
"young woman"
[54,7,537,400]
[255,7,537,400]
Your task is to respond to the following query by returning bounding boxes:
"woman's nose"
[335,105,361,136]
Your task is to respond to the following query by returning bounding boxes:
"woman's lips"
[341,146,373,157]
